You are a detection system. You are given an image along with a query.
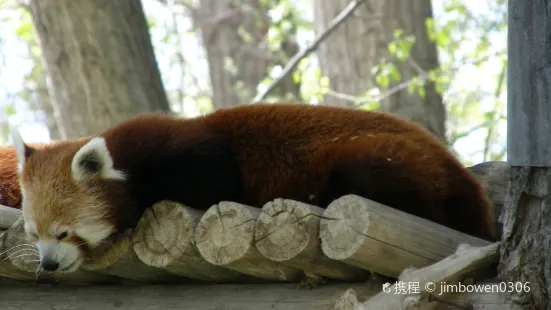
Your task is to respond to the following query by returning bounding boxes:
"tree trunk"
[29,0,171,139]
[498,0,551,309]
[313,0,446,142]
[194,0,300,108]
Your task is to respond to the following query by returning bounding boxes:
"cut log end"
[195,201,260,266]
[1,217,39,273]
[132,200,201,268]
[255,198,320,261]
[195,201,302,282]
[319,195,371,261]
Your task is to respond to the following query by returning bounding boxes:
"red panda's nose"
[41,258,59,272]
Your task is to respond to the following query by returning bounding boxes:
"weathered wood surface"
[320,195,491,278]
[255,198,368,281]
[0,205,21,230]
[468,161,508,239]
[334,242,518,310]
[499,0,551,309]
[0,282,381,310]
[80,227,180,284]
[195,201,303,282]
[132,200,249,283]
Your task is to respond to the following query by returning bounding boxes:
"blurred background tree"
[0,0,507,166]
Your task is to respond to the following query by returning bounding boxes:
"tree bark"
[313,0,446,142]
[499,1,551,309]
[194,0,300,108]
[29,0,171,139]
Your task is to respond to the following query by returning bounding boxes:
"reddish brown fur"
[20,103,495,241]
[0,146,22,209]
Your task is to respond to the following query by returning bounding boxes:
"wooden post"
[499,0,551,308]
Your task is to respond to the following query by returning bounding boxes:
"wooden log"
[347,242,512,310]
[0,205,22,230]
[254,198,368,281]
[195,201,303,282]
[132,200,252,282]
[80,227,181,284]
[0,217,121,285]
[468,161,509,206]
[320,194,491,278]
[468,161,508,239]
[0,282,381,310]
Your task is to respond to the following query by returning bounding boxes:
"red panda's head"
[12,130,128,273]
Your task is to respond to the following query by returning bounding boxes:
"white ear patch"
[11,126,28,171]
[71,137,126,182]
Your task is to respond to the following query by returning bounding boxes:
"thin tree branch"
[252,0,366,103]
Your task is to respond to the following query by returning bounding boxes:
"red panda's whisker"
[0,244,38,256]
[1,247,39,258]
[4,248,39,259]
[4,253,39,261]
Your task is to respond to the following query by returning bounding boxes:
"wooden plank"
[0,282,382,310]
[507,0,551,166]
[320,195,490,278]
[195,201,303,282]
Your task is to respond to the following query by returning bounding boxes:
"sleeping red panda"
[12,103,495,273]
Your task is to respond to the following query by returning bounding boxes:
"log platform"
[0,161,519,309]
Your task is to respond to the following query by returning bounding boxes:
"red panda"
[12,103,494,273]
[0,146,23,209]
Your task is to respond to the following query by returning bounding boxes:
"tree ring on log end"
[320,195,371,261]
[2,217,39,273]
[195,201,258,266]
[255,198,317,261]
[132,201,191,268]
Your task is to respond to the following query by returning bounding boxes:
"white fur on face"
[71,137,126,182]
[35,239,83,272]
[23,217,115,273]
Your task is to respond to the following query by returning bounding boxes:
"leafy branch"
[252,0,366,103]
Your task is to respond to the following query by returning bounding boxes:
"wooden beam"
[195,201,303,282]
[254,198,367,282]
[132,200,248,282]
[320,195,491,278]
[506,1,551,166]
[0,282,382,310]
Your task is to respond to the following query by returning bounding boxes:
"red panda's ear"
[71,137,126,182]
[11,127,35,170]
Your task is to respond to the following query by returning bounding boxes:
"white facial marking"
[71,137,126,182]
[75,222,115,247]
